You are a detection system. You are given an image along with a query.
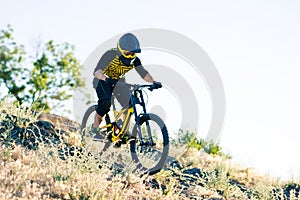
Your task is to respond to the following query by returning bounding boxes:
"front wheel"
[130,113,169,175]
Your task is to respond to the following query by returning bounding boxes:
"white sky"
[1,0,300,181]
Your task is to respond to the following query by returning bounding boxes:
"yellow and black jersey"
[93,49,148,88]
[102,55,134,79]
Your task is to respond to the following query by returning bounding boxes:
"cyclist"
[92,33,161,140]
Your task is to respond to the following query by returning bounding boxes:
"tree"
[0,25,84,112]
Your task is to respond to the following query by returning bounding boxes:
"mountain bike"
[81,82,169,175]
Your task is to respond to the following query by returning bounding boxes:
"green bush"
[173,129,230,158]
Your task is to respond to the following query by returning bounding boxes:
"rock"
[0,113,82,150]
[283,183,300,198]
[147,178,160,189]
[168,159,183,170]
[8,124,62,150]
[183,167,201,176]
[143,178,167,191]
[34,120,55,132]
[37,112,80,133]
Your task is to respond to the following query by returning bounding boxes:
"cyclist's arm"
[134,57,156,83]
[143,73,155,83]
[94,49,117,81]
[94,69,108,81]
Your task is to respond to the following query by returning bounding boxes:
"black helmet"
[117,33,141,59]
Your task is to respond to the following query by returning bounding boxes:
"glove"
[105,78,118,87]
[149,81,162,91]
[153,81,162,89]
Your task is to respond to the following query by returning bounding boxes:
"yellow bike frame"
[99,106,134,143]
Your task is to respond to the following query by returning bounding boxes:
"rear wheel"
[81,105,111,153]
[130,113,169,175]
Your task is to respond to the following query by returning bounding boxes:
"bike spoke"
[130,114,169,174]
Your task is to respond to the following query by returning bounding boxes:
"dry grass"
[1,97,300,200]
[0,145,166,200]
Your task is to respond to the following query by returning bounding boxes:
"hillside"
[0,98,300,200]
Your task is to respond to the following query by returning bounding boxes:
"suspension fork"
[139,90,155,145]
[131,92,143,144]
[132,90,155,146]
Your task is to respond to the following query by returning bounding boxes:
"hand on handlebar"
[149,81,162,91]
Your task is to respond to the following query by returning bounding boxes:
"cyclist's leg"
[114,82,131,109]
[94,112,102,128]
[94,80,113,128]
[114,83,132,133]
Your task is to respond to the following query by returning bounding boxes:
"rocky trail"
[1,112,300,199]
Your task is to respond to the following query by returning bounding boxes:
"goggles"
[117,42,137,59]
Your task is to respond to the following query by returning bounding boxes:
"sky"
[1,0,300,181]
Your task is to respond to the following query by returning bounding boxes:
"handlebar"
[117,81,162,91]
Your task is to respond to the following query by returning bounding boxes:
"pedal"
[113,139,122,148]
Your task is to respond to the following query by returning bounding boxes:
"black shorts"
[95,80,131,116]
